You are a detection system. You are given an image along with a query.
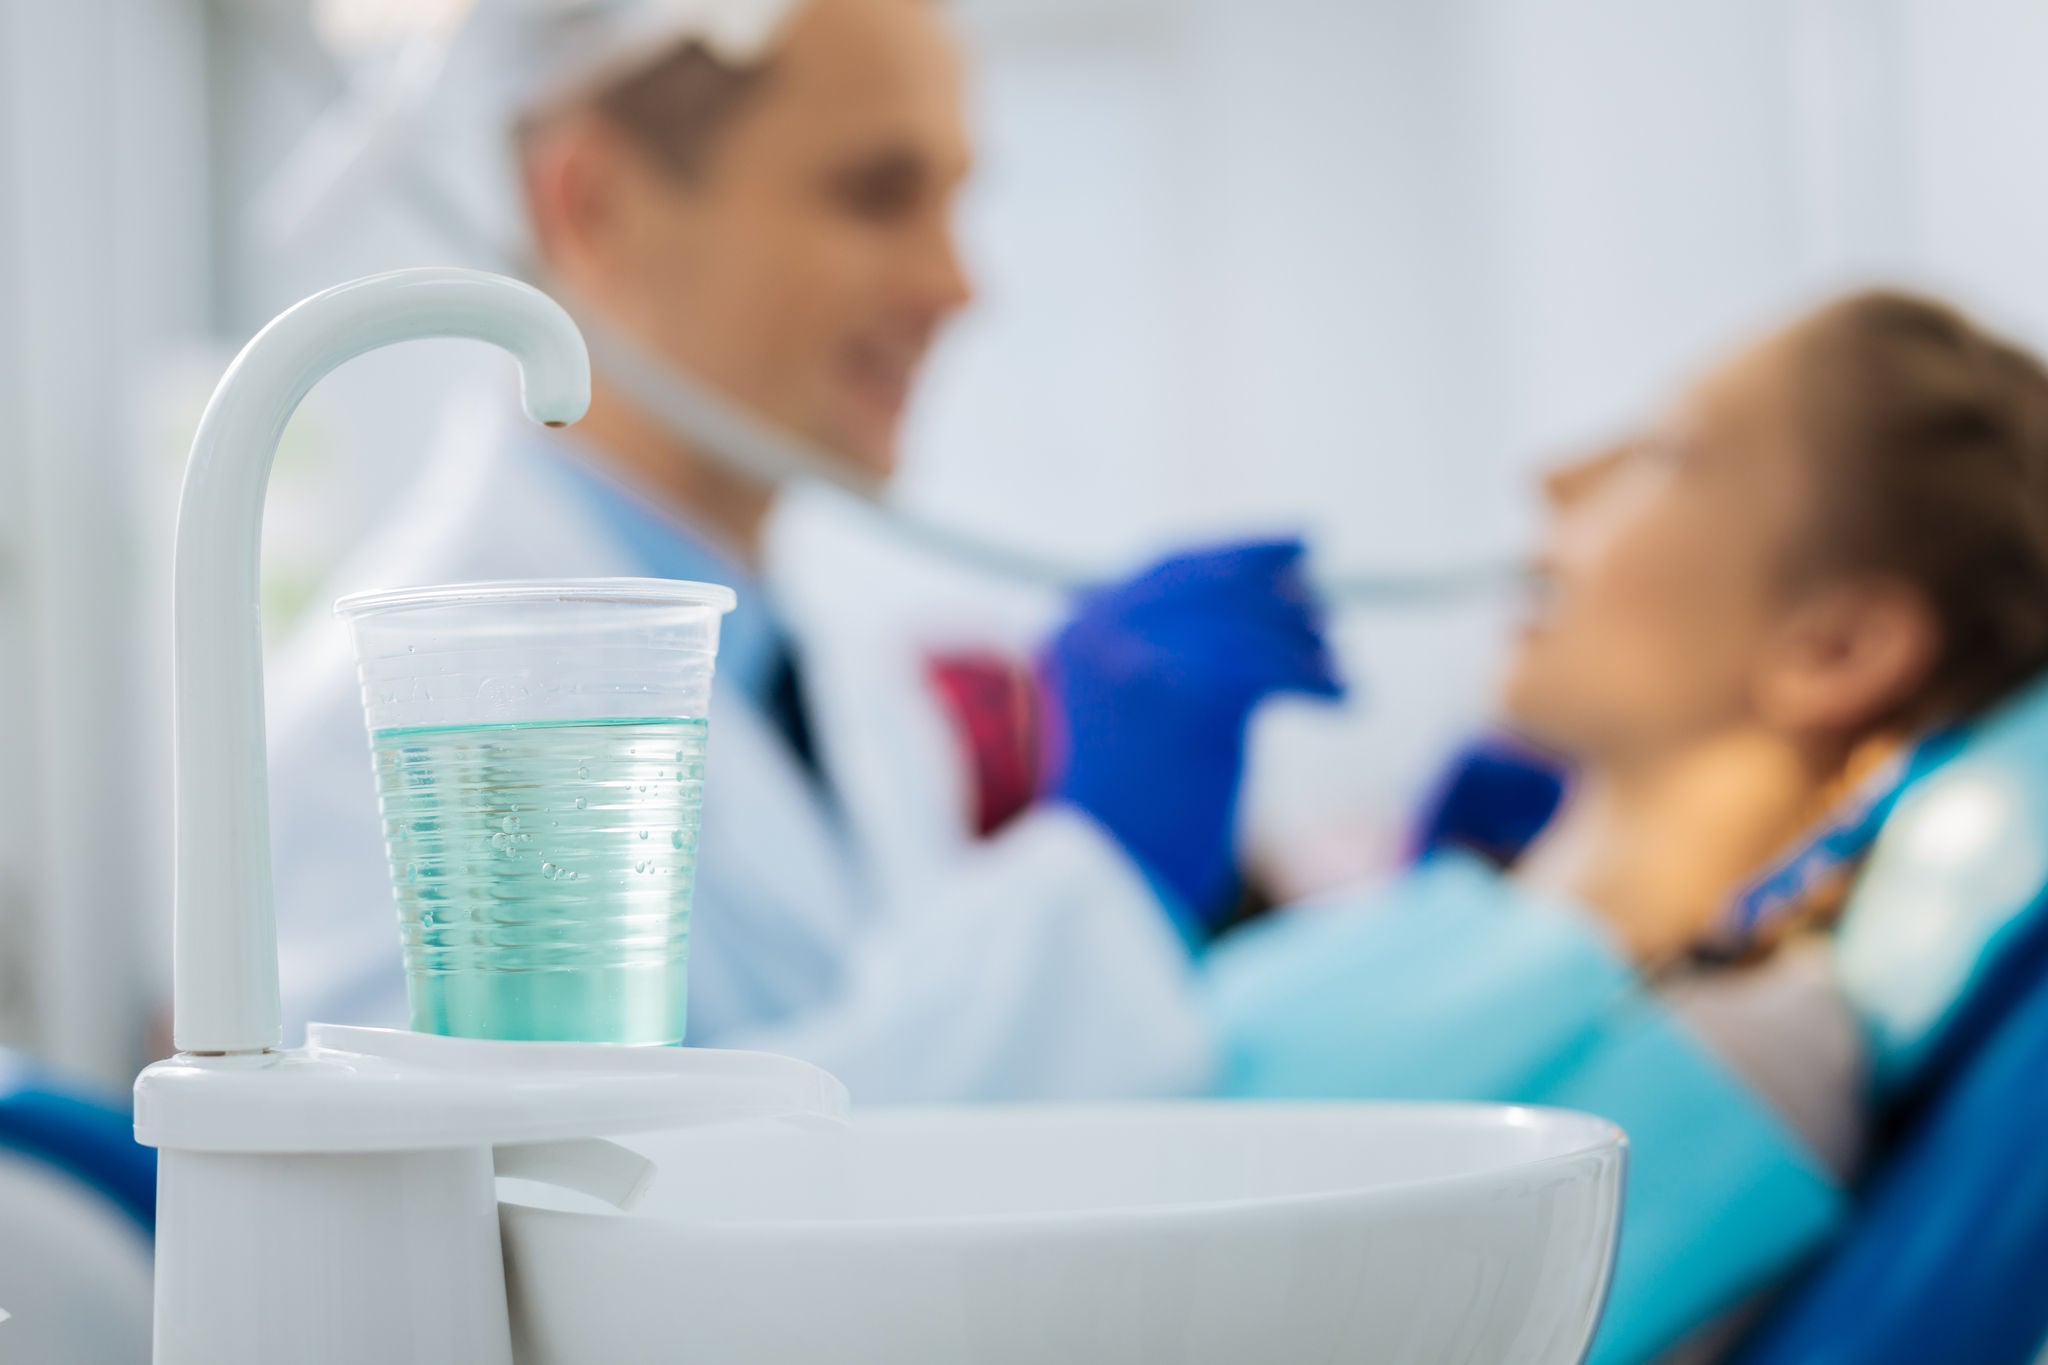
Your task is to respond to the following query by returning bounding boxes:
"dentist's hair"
[526,0,941,185]
[586,40,773,182]
[1798,290,2048,721]
[514,35,771,185]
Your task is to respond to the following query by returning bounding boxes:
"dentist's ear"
[521,112,696,303]
[520,113,623,287]
[1753,578,1942,735]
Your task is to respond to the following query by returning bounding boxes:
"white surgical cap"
[258,0,803,260]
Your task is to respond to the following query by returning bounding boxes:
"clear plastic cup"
[335,578,737,1045]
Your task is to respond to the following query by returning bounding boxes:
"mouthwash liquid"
[370,715,708,1044]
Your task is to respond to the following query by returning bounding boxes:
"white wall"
[1898,0,2048,341]
[0,0,211,1082]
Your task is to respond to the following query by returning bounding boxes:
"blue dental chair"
[1734,931,2048,1364]
[1730,674,2048,1365]
[0,1055,156,1363]
[0,1058,156,1232]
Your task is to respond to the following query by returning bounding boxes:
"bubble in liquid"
[573,796,588,810]
[638,829,649,840]
[501,815,520,833]
[541,862,562,880]
[635,861,652,874]
[576,764,590,780]
[671,829,685,849]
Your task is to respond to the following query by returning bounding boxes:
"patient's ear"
[1753,579,1941,735]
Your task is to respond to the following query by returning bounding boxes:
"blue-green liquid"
[371,716,708,1044]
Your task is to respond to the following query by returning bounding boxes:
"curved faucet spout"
[173,268,590,1054]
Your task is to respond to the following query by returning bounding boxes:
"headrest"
[1836,671,2048,1095]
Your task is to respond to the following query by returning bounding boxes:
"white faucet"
[138,268,846,1365]
[171,267,590,1056]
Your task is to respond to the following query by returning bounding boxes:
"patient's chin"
[1497,669,1594,760]
[1497,652,1554,730]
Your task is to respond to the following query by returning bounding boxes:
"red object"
[925,652,1043,837]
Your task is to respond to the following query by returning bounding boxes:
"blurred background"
[3,0,2047,1088]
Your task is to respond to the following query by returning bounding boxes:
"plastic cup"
[335,578,737,1045]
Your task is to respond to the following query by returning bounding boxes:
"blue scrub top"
[535,439,786,711]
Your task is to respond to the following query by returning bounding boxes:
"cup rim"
[333,577,739,619]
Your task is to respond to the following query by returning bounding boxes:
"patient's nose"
[1542,440,1637,509]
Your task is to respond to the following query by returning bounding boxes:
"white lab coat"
[266,400,1211,1102]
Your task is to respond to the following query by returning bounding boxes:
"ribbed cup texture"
[372,716,708,1044]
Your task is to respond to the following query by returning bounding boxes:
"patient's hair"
[1797,291,2048,722]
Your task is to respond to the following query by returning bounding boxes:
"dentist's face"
[1502,329,1818,762]
[555,0,974,478]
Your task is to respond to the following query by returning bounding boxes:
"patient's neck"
[1583,727,1841,825]
[1519,726,1847,964]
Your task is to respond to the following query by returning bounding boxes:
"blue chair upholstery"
[0,1054,156,1233]
[1734,674,2048,1364]
[1831,673,2048,1097]
[1734,942,2048,1364]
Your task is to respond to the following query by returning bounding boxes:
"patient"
[1207,290,2048,1363]
[1513,288,2048,1167]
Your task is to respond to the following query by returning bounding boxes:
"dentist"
[266,0,1339,1098]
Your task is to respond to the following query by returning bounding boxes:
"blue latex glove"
[1038,539,1344,929]
[1410,734,1568,868]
